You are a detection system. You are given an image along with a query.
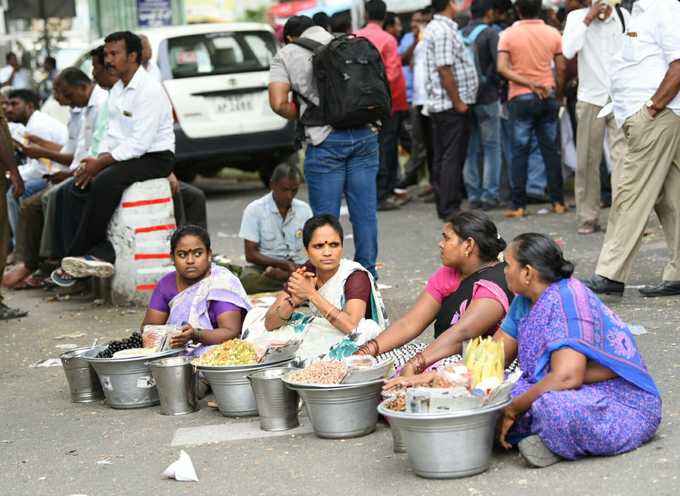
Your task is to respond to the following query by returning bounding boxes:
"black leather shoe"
[639,281,680,297]
[583,274,624,296]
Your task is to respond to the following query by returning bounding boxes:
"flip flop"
[0,303,28,320]
[13,274,46,290]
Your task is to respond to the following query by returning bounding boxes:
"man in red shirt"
[356,0,409,211]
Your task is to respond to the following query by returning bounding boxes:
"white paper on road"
[54,332,86,340]
[30,358,62,368]
[55,343,79,350]
[162,450,199,482]
[628,324,648,336]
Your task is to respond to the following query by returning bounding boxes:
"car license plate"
[213,95,255,114]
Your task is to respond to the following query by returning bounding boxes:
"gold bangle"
[329,307,341,324]
[324,306,337,320]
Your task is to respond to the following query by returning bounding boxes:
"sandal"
[14,273,46,290]
[0,303,28,320]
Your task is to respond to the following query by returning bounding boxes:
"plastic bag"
[142,325,181,351]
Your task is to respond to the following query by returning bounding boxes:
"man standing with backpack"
[425,0,479,220]
[462,0,502,211]
[269,16,390,279]
[356,0,409,212]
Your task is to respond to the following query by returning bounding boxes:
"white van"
[69,23,298,183]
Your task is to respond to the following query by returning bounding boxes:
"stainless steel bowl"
[60,345,107,403]
[378,398,510,479]
[343,357,395,384]
[82,348,182,409]
[285,378,384,439]
[199,360,293,417]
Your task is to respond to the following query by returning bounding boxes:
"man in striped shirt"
[424,0,479,219]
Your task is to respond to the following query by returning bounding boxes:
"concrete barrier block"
[107,178,176,306]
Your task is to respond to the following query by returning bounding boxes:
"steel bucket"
[248,367,299,431]
[378,398,510,479]
[149,356,198,416]
[84,348,182,409]
[287,380,383,439]
[60,346,106,403]
[388,418,407,453]
[199,360,292,417]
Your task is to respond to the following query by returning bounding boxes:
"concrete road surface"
[1,180,678,496]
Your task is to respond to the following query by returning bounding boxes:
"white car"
[68,23,298,183]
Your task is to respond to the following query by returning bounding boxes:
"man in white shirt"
[4,89,67,247]
[58,31,175,281]
[229,163,312,293]
[563,0,628,235]
[586,0,680,298]
[3,68,108,288]
[0,52,33,90]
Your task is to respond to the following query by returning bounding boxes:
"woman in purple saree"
[497,233,661,468]
[141,226,251,355]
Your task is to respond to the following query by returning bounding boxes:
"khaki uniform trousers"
[575,101,626,226]
[596,108,680,282]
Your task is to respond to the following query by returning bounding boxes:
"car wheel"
[175,170,197,182]
[258,165,273,189]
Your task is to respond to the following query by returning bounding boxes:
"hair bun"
[560,261,575,278]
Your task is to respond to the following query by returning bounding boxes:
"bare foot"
[2,262,32,288]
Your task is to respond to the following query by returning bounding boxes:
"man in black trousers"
[55,31,175,284]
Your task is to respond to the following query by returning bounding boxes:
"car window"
[167,31,276,79]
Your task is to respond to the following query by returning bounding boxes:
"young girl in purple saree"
[497,233,661,468]
[141,226,251,356]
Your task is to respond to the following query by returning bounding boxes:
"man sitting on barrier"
[56,31,175,281]
[3,67,109,289]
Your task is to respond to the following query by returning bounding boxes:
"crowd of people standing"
[268,0,680,299]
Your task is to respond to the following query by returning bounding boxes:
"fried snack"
[192,339,258,367]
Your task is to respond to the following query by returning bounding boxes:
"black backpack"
[292,34,392,129]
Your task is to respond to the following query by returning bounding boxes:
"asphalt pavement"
[1,178,678,496]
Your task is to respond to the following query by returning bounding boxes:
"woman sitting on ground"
[141,225,251,354]
[493,234,660,467]
[357,210,513,376]
[242,214,387,361]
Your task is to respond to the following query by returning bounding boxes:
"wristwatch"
[645,99,655,110]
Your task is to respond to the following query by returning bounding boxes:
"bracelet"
[324,305,338,320]
[406,352,427,375]
[193,328,201,343]
[329,308,341,324]
[366,339,379,356]
[357,339,379,356]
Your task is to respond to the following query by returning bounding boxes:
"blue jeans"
[6,177,48,248]
[508,94,563,209]
[501,116,547,197]
[464,101,502,204]
[304,128,379,278]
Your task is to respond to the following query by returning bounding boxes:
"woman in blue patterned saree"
[497,233,661,467]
